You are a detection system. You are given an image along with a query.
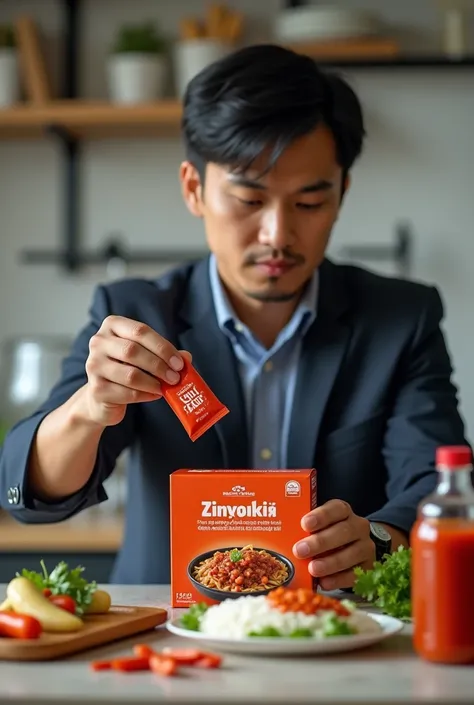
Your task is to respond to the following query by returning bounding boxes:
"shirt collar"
[209,254,318,337]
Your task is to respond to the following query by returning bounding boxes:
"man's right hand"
[81,315,191,427]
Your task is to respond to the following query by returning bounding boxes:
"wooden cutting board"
[0,605,168,661]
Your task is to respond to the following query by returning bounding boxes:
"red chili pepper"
[194,652,222,669]
[48,595,77,614]
[90,660,112,671]
[132,644,156,658]
[111,657,151,672]
[149,654,177,677]
[0,611,42,639]
[161,647,204,665]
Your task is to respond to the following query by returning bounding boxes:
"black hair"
[182,44,366,180]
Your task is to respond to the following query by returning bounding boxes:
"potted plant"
[108,21,168,104]
[0,25,18,108]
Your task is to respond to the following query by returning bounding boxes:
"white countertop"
[0,585,472,705]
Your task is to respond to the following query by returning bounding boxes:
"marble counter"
[0,585,472,705]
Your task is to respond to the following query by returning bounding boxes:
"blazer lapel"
[287,259,352,469]
[177,258,249,468]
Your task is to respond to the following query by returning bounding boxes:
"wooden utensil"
[225,12,244,43]
[206,4,227,39]
[0,605,168,661]
[14,15,52,103]
[180,18,203,41]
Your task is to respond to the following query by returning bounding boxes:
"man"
[0,45,469,587]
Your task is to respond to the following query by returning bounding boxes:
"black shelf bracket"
[21,0,84,273]
[45,124,82,272]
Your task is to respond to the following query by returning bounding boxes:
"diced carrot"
[90,660,112,671]
[111,657,150,672]
[133,644,156,658]
[194,652,222,669]
[149,654,177,677]
[161,647,203,665]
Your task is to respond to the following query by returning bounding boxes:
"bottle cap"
[436,445,472,468]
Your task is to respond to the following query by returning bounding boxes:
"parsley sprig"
[181,603,208,631]
[229,549,243,563]
[18,560,97,616]
[353,546,412,620]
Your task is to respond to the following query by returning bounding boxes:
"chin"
[243,287,301,303]
[242,273,304,300]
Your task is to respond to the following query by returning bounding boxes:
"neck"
[226,288,303,349]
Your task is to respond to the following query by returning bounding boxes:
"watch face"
[370,522,392,544]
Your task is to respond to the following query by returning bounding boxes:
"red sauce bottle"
[411,445,474,664]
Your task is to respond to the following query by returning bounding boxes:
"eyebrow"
[227,175,334,194]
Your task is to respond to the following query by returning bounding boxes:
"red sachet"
[160,358,229,442]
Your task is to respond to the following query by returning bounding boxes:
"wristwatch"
[369,522,392,562]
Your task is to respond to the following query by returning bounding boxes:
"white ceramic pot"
[107,53,167,104]
[0,48,19,108]
[173,39,230,98]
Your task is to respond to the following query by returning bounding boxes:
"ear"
[179,161,204,218]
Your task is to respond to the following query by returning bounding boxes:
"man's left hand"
[292,499,375,591]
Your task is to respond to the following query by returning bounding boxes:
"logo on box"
[222,485,255,497]
[285,480,301,497]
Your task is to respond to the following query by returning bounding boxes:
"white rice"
[198,595,382,640]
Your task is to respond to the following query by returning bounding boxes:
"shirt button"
[7,486,20,505]
[235,322,243,332]
[264,360,273,372]
[260,448,272,460]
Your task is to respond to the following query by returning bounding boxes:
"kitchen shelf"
[0,45,472,142]
[0,511,123,552]
[0,101,183,140]
[288,38,474,67]
[312,55,474,68]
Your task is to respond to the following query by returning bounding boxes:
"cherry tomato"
[48,595,77,614]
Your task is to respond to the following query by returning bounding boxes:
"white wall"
[0,0,473,439]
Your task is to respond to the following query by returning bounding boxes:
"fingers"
[301,499,351,533]
[89,378,162,405]
[319,569,359,592]
[85,315,195,424]
[308,539,369,578]
[93,360,163,396]
[100,316,184,373]
[180,350,193,363]
[293,516,356,559]
[91,335,180,385]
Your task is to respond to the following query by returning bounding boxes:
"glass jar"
[411,445,474,664]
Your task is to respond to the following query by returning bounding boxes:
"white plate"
[274,7,380,42]
[166,612,404,656]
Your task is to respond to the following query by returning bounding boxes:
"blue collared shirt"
[209,255,318,468]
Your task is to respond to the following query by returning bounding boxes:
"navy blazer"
[0,257,470,583]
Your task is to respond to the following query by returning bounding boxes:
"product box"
[170,468,317,608]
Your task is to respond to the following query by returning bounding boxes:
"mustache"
[244,249,305,266]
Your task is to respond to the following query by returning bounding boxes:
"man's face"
[180,124,348,304]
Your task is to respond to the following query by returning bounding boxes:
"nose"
[258,205,294,250]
